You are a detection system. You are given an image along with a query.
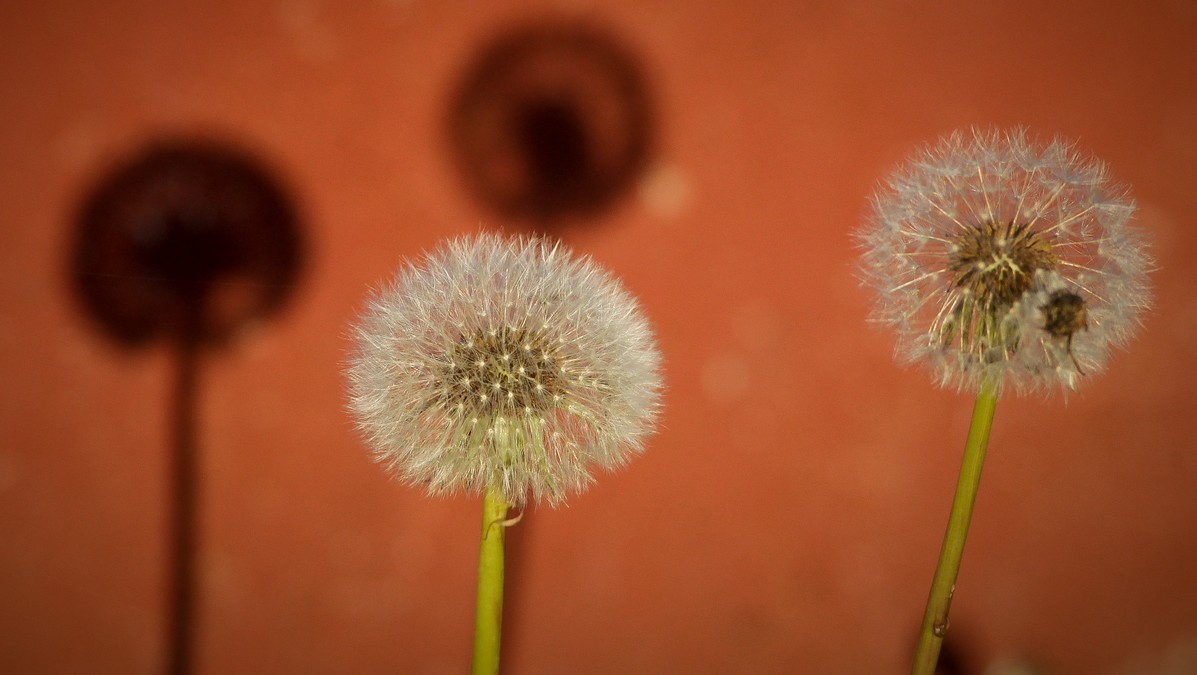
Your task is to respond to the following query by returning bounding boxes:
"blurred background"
[2,1,1196,673]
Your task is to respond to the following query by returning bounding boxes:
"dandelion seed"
[858,128,1152,393]
[346,232,661,506]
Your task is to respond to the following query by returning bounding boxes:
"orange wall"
[2,2,1196,673]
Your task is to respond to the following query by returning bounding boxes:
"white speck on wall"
[981,658,1048,675]
[1134,202,1178,264]
[701,353,750,406]
[1114,631,1197,675]
[277,0,338,63]
[56,119,103,172]
[638,163,691,220]
[731,300,782,351]
[0,453,20,494]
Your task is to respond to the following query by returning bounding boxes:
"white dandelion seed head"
[857,128,1153,393]
[346,232,662,506]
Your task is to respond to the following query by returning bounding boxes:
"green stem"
[912,376,999,675]
[472,486,509,675]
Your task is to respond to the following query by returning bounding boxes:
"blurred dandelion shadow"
[446,18,655,236]
[69,139,304,674]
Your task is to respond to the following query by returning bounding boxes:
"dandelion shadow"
[445,18,655,237]
[69,139,304,674]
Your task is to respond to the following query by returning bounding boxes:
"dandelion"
[346,232,661,674]
[348,232,660,505]
[858,128,1151,393]
[856,129,1152,675]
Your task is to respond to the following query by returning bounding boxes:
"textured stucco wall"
[2,2,1196,673]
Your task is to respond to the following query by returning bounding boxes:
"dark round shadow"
[936,638,967,675]
[447,20,654,230]
[67,137,305,673]
[70,139,304,348]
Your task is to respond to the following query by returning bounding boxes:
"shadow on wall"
[446,18,656,236]
[67,138,305,675]
[70,139,304,349]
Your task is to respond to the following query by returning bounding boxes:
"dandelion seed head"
[346,233,661,505]
[858,129,1153,393]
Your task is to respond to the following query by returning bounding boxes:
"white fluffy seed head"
[346,232,662,506]
[857,129,1153,394]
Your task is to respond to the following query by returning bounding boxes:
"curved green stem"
[912,377,999,675]
[472,486,509,675]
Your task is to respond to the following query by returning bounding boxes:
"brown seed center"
[439,326,565,416]
[949,220,1056,307]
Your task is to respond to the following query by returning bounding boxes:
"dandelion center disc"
[442,327,566,415]
[949,220,1057,307]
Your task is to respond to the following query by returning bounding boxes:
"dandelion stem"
[912,376,999,675]
[472,486,510,675]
